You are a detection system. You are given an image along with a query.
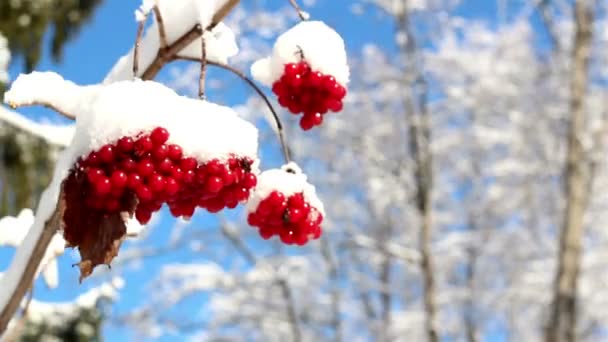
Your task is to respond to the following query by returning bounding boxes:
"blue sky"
[0,0,526,340]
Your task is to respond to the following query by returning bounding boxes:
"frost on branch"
[4,71,260,280]
[247,163,324,245]
[251,21,349,130]
[106,0,239,83]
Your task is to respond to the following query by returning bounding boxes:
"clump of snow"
[0,209,66,289]
[246,162,325,215]
[5,72,259,165]
[0,32,10,83]
[0,106,74,147]
[251,21,349,87]
[106,0,238,82]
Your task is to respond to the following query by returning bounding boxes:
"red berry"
[120,158,137,172]
[307,71,323,87]
[242,173,257,188]
[205,160,222,175]
[299,114,315,131]
[87,168,104,183]
[288,193,305,208]
[170,167,183,181]
[152,144,169,161]
[321,75,337,89]
[165,178,180,196]
[280,229,294,245]
[284,63,299,77]
[110,171,128,189]
[86,152,101,166]
[94,177,111,195]
[127,173,142,189]
[204,177,223,193]
[135,207,152,224]
[221,169,235,186]
[311,112,323,126]
[327,99,343,112]
[183,170,195,183]
[272,81,287,97]
[247,213,259,226]
[117,137,134,153]
[167,144,183,160]
[158,158,173,174]
[296,61,311,74]
[151,127,170,146]
[268,191,285,207]
[148,174,166,193]
[135,136,153,155]
[105,199,120,212]
[135,184,153,202]
[205,198,224,213]
[137,160,154,177]
[288,207,304,223]
[180,157,197,171]
[98,145,115,163]
[259,226,274,240]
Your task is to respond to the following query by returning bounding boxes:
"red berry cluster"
[73,127,257,225]
[247,191,323,245]
[272,61,347,131]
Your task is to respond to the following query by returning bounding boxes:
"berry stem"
[152,5,168,49]
[199,35,207,100]
[174,55,292,164]
[288,0,307,21]
[133,12,148,78]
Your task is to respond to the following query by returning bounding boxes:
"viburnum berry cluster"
[72,126,257,225]
[246,163,324,246]
[252,20,350,131]
[272,61,347,130]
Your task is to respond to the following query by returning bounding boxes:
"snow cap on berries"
[251,21,349,87]
[246,162,324,216]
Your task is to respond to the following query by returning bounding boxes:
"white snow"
[246,162,325,216]
[106,0,238,83]
[0,32,10,83]
[5,72,260,165]
[0,106,74,147]
[0,209,66,289]
[251,20,350,87]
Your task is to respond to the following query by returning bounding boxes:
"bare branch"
[199,35,207,100]
[133,14,148,78]
[0,197,62,333]
[153,6,168,49]
[288,0,307,21]
[7,102,75,120]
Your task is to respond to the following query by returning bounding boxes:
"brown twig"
[288,0,307,21]
[0,198,62,333]
[152,6,168,49]
[175,56,291,164]
[7,102,75,120]
[199,35,207,100]
[141,0,240,80]
[133,13,148,78]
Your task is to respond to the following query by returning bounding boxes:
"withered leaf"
[62,168,137,281]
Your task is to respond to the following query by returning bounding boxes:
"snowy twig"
[176,56,291,164]
[152,6,168,49]
[133,12,149,78]
[288,0,307,21]
[7,102,75,120]
[141,0,240,80]
[199,35,207,99]
[0,196,62,333]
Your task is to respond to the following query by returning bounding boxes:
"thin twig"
[199,35,207,100]
[7,102,75,120]
[0,198,62,333]
[133,14,148,78]
[175,56,291,164]
[152,6,168,49]
[288,0,307,21]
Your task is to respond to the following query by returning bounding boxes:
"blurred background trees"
[1,0,608,341]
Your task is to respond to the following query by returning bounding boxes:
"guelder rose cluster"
[252,20,349,130]
[246,163,324,245]
[74,127,257,225]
